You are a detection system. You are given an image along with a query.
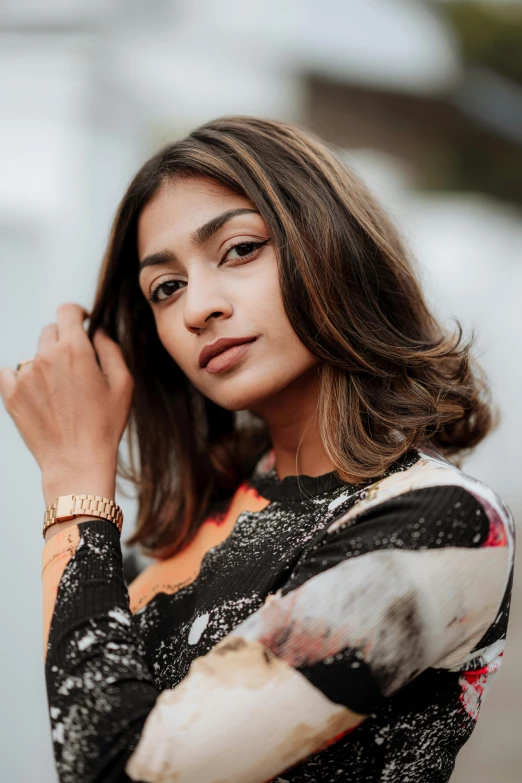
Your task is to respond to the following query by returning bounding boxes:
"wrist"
[42,468,117,509]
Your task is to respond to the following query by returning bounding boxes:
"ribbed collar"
[249,449,421,503]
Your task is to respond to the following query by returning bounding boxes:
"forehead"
[137,175,255,257]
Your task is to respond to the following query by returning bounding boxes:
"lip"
[199,336,257,369]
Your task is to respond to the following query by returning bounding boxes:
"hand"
[0,303,134,500]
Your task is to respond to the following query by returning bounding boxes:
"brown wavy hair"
[87,116,495,558]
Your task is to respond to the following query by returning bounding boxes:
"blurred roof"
[0,0,461,125]
[284,0,460,93]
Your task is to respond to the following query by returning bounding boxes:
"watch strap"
[43,494,123,539]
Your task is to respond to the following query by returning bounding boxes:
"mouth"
[199,336,257,373]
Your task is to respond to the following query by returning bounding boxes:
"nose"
[183,269,233,334]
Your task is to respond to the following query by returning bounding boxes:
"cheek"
[251,273,309,359]
[235,273,320,396]
[155,312,195,375]
[263,333,318,381]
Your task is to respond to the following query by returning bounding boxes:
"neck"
[253,366,334,480]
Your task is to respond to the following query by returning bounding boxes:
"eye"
[220,239,269,265]
[149,279,185,304]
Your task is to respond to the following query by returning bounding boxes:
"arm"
[44,484,512,783]
[0,303,138,778]
[45,519,158,783]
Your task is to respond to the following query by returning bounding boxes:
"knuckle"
[33,351,52,368]
[121,379,134,398]
[4,393,18,415]
[72,335,90,353]
[118,364,133,384]
[60,340,77,359]
[63,338,90,362]
[12,372,29,395]
[57,301,83,319]
[3,383,16,404]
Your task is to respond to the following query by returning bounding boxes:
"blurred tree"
[440,1,522,203]
[305,1,522,204]
[442,1,522,85]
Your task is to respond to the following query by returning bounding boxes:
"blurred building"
[0,1,520,781]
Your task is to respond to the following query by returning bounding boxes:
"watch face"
[43,495,123,538]
[55,494,76,521]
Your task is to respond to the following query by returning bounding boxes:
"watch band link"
[43,494,123,538]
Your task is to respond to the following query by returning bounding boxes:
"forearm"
[45,519,159,783]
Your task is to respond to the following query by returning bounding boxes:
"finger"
[92,329,133,391]
[37,323,59,354]
[56,303,90,343]
[0,368,17,401]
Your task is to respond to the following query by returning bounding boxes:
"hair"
[87,115,495,558]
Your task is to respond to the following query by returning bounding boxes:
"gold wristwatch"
[43,494,123,538]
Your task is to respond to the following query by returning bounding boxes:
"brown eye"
[149,280,184,304]
[221,239,269,265]
[228,242,258,259]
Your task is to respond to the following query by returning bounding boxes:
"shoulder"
[327,448,515,555]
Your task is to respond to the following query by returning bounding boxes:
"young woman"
[0,117,514,783]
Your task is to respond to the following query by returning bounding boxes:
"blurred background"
[0,0,520,780]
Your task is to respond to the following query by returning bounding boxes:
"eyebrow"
[192,207,259,245]
[139,208,260,273]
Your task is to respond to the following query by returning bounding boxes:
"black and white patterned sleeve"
[45,521,158,783]
[123,482,513,782]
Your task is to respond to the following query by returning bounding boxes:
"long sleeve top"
[41,446,515,783]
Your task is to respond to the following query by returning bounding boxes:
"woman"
[0,117,514,783]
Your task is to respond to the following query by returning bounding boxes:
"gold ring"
[16,359,34,372]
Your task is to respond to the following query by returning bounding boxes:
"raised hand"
[0,303,134,510]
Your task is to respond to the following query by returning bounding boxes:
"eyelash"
[148,239,270,305]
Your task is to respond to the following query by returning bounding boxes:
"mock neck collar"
[248,448,421,503]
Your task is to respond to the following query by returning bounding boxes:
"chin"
[200,374,286,413]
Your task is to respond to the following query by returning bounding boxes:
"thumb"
[92,329,133,392]
[0,367,17,403]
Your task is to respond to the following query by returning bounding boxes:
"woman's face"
[137,175,319,413]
